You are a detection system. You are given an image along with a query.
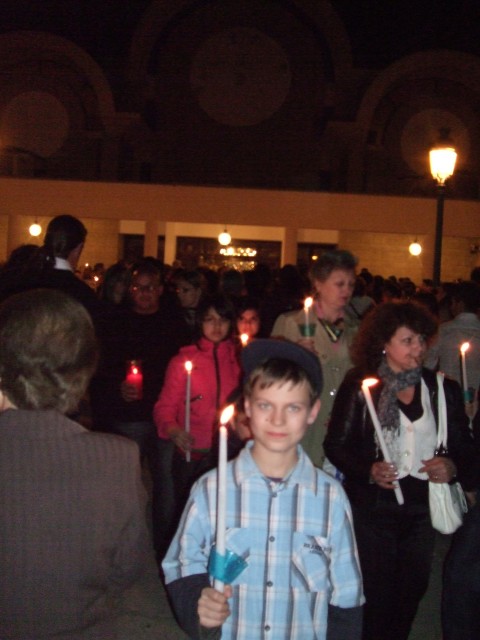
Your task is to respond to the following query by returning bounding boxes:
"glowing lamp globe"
[29,222,42,237]
[409,241,422,256]
[429,147,457,185]
[218,230,231,246]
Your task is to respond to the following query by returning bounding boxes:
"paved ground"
[114,512,450,640]
[115,548,188,640]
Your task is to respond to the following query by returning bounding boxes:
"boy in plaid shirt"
[163,339,364,640]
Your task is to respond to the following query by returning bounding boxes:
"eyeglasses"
[130,284,159,293]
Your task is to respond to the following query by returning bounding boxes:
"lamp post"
[429,134,457,286]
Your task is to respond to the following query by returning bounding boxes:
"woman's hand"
[370,461,399,489]
[167,425,194,452]
[419,456,457,483]
[198,585,232,628]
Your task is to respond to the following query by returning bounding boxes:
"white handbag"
[428,372,468,534]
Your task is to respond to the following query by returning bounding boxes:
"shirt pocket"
[291,532,331,592]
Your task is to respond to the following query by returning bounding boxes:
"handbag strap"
[436,371,448,449]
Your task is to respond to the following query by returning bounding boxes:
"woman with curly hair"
[324,301,477,640]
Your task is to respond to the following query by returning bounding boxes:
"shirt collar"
[54,257,73,272]
[233,441,319,494]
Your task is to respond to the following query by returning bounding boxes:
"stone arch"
[0,31,116,179]
[351,50,480,198]
[125,0,353,189]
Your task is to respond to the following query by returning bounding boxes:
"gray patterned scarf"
[376,359,422,464]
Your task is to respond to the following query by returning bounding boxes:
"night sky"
[2,0,480,71]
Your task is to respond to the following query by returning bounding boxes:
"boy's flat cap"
[241,338,323,395]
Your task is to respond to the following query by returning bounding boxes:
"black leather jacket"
[324,367,478,504]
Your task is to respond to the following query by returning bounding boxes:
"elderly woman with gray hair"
[271,249,359,468]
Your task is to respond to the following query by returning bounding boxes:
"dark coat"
[324,366,478,506]
[0,409,148,639]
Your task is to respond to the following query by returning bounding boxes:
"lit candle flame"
[304,296,313,311]
[240,333,249,346]
[185,360,193,373]
[362,377,379,388]
[220,404,235,426]
[132,366,138,375]
[460,342,470,354]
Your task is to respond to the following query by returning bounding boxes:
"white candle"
[214,404,234,592]
[184,361,193,463]
[460,342,470,394]
[361,378,404,505]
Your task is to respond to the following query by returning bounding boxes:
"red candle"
[126,360,143,399]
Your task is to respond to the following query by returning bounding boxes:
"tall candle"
[460,342,470,395]
[361,378,404,505]
[214,404,234,592]
[126,360,143,399]
[184,361,193,463]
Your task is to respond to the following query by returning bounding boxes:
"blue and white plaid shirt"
[163,441,364,640]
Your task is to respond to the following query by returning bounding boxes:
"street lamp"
[429,132,457,286]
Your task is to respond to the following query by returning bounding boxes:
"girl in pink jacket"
[154,294,241,538]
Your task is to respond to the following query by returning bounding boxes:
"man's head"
[0,289,98,414]
[129,261,164,315]
[450,281,480,315]
[44,215,87,268]
[174,269,205,310]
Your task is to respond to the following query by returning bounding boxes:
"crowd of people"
[1,213,480,639]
